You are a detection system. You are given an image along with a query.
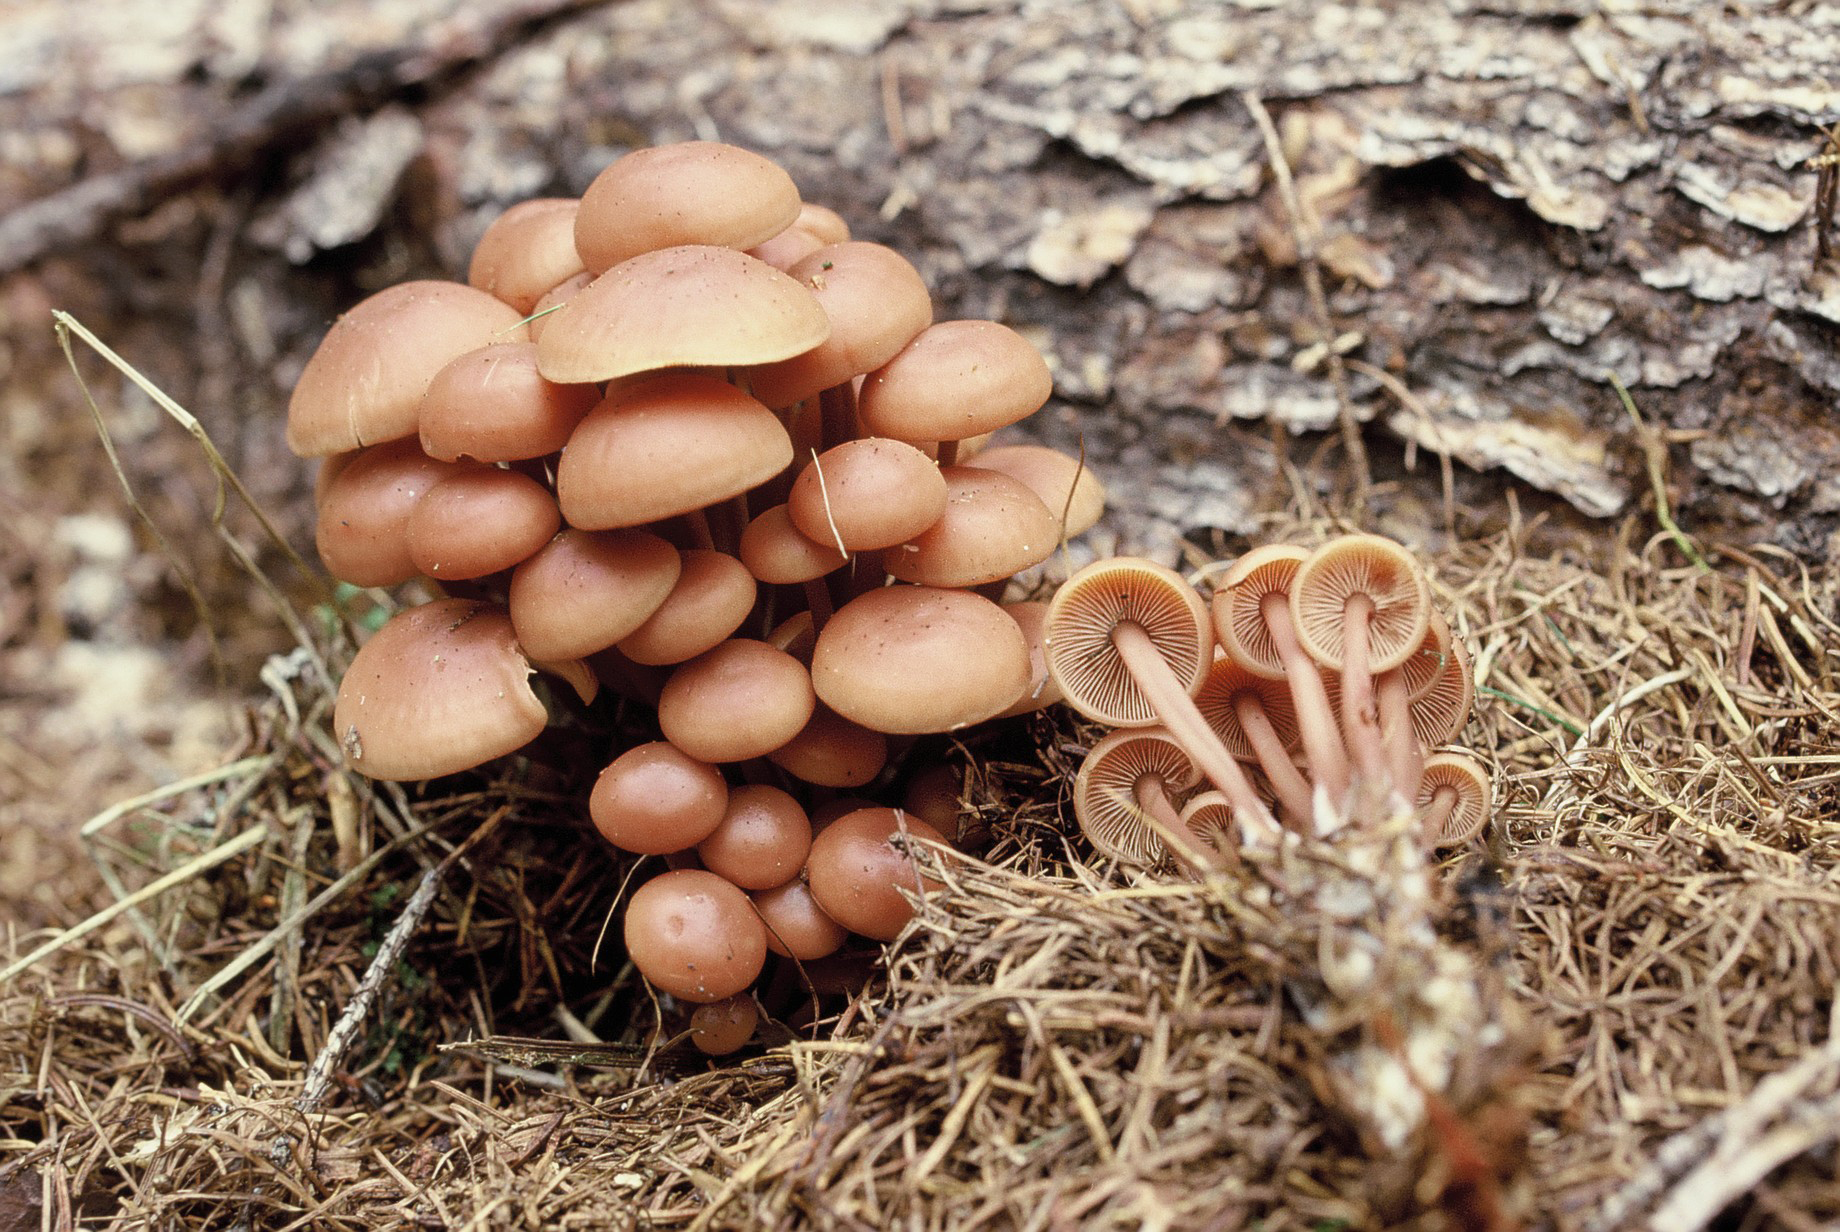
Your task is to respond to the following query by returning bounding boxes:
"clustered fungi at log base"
[290,141,1107,1051]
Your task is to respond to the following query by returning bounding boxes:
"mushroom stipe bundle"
[288,140,1107,1053]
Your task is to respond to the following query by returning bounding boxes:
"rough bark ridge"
[2,0,1836,560]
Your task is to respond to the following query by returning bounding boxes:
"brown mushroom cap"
[407,468,560,581]
[748,224,826,272]
[742,242,935,409]
[766,705,889,788]
[617,549,758,666]
[316,439,470,588]
[657,639,817,764]
[288,280,528,457]
[1417,751,1493,847]
[333,599,546,781]
[556,373,793,530]
[1043,557,1211,728]
[962,444,1107,539]
[418,342,598,463]
[738,503,850,585]
[805,807,946,942]
[526,271,592,344]
[857,320,1054,442]
[589,741,729,855]
[993,599,1064,718]
[695,784,813,890]
[1072,727,1200,867]
[574,141,802,274]
[793,203,850,245]
[623,868,767,1003]
[751,877,849,960]
[1289,534,1430,674]
[508,528,682,661]
[467,198,587,314]
[884,465,1059,588]
[786,438,948,552]
[688,994,760,1056]
[1211,544,1311,680]
[536,245,829,385]
[812,586,1029,734]
[1410,635,1475,748]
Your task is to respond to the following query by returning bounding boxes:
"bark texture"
[2,0,1837,567]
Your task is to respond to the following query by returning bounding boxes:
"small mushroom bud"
[623,869,767,1003]
[688,994,760,1056]
[805,807,946,942]
[695,785,813,890]
[316,439,471,588]
[883,466,1059,588]
[766,705,889,788]
[751,877,849,960]
[787,438,948,552]
[590,741,728,855]
[657,639,816,764]
[508,528,683,662]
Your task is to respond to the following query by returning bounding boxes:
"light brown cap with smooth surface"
[536,245,829,385]
[857,320,1053,442]
[468,198,587,314]
[333,599,546,781]
[575,142,801,274]
[508,528,682,662]
[288,280,528,457]
[812,586,1029,734]
[556,373,793,530]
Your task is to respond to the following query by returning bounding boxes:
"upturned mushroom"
[1072,727,1201,867]
[1044,558,1277,839]
[1288,534,1430,798]
[1416,751,1493,848]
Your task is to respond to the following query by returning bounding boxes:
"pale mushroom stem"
[1134,773,1218,873]
[1338,594,1390,789]
[1421,784,1458,844]
[1110,622,1280,839]
[1258,591,1351,800]
[1376,668,1424,800]
[1230,692,1313,823]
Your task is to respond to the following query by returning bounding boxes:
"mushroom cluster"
[288,141,1107,1048]
[1044,535,1492,868]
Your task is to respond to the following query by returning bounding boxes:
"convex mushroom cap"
[333,599,547,781]
[884,466,1058,588]
[590,741,728,854]
[557,373,792,530]
[812,586,1029,734]
[857,320,1053,443]
[468,198,586,314]
[786,438,947,552]
[288,280,527,457]
[419,342,597,463]
[743,242,934,409]
[623,868,767,1003]
[657,639,816,764]
[508,528,682,662]
[964,444,1107,539]
[536,245,828,385]
[407,469,560,581]
[575,142,802,274]
[805,807,946,942]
